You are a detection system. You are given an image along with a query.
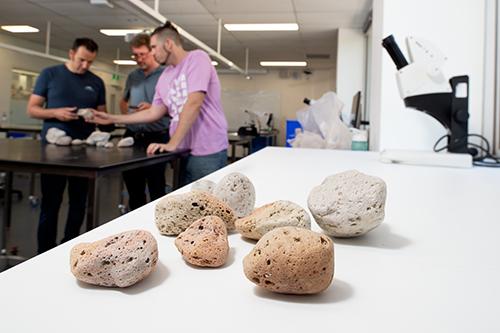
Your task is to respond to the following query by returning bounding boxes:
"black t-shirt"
[33,64,106,141]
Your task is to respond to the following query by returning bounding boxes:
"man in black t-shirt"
[27,38,107,253]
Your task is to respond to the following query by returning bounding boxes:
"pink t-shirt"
[152,50,228,156]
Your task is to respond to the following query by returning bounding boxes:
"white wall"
[336,28,366,122]
[0,33,126,125]
[369,0,485,151]
[219,68,336,146]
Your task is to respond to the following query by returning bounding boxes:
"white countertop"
[1,147,499,332]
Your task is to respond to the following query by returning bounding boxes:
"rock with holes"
[86,131,111,146]
[70,230,158,288]
[191,179,216,194]
[46,127,66,144]
[175,216,229,267]
[212,172,256,218]
[235,200,311,240]
[55,135,72,146]
[243,226,334,294]
[308,170,387,238]
[71,139,84,145]
[155,191,236,235]
[117,137,134,147]
[77,108,94,120]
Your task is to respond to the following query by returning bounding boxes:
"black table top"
[0,139,186,174]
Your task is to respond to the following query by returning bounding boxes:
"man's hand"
[88,110,113,125]
[53,107,78,121]
[147,141,177,155]
[136,102,151,112]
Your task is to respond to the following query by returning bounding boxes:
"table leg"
[86,176,99,231]
[172,156,182,190]
[1,171,13,250]
[231,142,236,163]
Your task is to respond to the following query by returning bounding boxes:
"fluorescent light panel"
[100,29,143,36]
[1,25,39,33]
[260,61,307,67]
[113,59,137,65]
[224,23,298,31]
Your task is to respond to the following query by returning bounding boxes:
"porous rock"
[86,131,110,145]
[175,216,229,267]
[70,230,158,288]
[191,179,216,193]
[77,108,93,120]
[55,135,72,146]
[308,170,387,238]
[235,200,311,240]
[155,191,236,235]
[117,137,134,147]
[104,141,114,148]
[243,226,334,294]
[213,172,256,218]
[46,127,66,144]
[71,139,84,145]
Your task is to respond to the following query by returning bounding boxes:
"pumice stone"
[55,135,72,146]
[70,230,158,288]
[117,137,134,147]
[71,139,84,145]
[243,226,334,294]
[86,131,111,145]
[77,108,93,120]
[213,172,256,218]
[175,216,229,267]
[235,200,311,240]
[46,127,66,144]
[155,191,236,236]
[191,179,216,193]
[308,170,387,238]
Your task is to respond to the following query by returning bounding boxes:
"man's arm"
[91,103,167,125]
[146,92,204,154]
[119,98,129,115]
[27,94,78,121]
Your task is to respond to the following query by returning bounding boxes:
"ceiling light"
[211,61,218,66]
[100,29,143,36]
[224,23,299,31]
[113,60,137,65]
[1,25,39,33]
[260,61,307,67]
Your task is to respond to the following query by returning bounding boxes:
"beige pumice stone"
[243,226,334,294]
[213,172,256,218]
[155,191,236,235]
[175,216,229,267]
[46,127,66,144]
[70,230,158,288]
[235,200,311,240]
[308,170,387,238]
[117,137,134,147]
[191,179,216,193]
[71,139,84,145]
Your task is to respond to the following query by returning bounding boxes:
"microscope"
[382,35,471,155]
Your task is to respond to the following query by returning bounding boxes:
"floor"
[0,167,174,272]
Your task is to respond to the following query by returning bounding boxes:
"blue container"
[285,119,302,147]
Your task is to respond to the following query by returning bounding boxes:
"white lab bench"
[0,147,499,332]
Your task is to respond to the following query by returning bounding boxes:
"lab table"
[0,147,499,332]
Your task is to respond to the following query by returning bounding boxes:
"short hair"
[72,38,98,53]
[130,33,151,50]
[151,21,182,46]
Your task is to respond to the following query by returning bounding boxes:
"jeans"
[38,174,88,253]
[122,129,169,210]
[181,149,228,186]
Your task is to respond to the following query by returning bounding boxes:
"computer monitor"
[350,91,362,129]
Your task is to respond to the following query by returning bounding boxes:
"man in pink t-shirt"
[92,22,228,185]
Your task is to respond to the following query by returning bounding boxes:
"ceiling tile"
[199,0,294,14]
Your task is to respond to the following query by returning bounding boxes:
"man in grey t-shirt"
[119,33,170,210]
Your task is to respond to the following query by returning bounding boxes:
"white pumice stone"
[77,108,93,120]
[235,200,311,240]
[191,179,216,194]
[117,137,134,147]
[104,141,114,148]
[308,170,387,238]
[155,191,236,236]
[70,230,158,288]
[175,216,229,267]
[213,172,256,218]
[71,139,84,145]
[96,141,106,147]
[55,135,72,146]
[243,226,334,294]
[86,131,111,146]
[46,127,66,144]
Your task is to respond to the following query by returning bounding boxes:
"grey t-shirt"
[123,66,170,133]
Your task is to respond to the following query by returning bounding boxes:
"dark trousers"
[38,174,88,253]
[123,129,169,210]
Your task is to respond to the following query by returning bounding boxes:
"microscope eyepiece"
[382,35,409,70]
